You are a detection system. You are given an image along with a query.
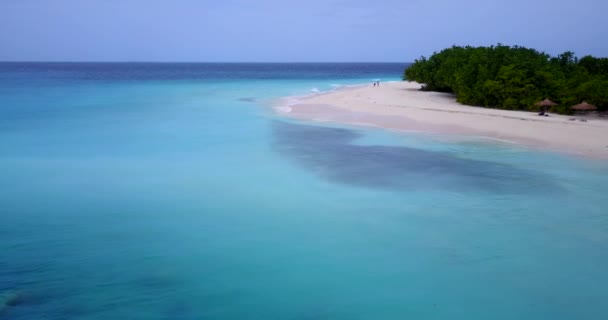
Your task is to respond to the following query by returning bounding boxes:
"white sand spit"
[277,81,608,158]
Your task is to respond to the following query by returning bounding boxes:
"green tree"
[404,45,608,114]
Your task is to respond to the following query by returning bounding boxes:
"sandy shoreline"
[275,81,608,158]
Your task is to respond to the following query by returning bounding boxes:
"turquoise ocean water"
[1,63,607,319]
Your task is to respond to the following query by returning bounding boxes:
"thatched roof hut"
[570,101,597,111]
[535,98,558,107]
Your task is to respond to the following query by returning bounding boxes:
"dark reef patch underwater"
[272,121,559,194]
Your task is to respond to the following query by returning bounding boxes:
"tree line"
[403,44,608,113]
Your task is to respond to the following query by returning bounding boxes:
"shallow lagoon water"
[1,63,607,319]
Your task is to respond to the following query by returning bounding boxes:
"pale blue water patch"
[1,63,608,319]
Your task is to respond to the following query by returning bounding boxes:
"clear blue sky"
[1,0,607,62]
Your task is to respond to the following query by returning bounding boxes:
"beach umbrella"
[570,101,597,111]
[535,98,558,115]
[535,98,558,108]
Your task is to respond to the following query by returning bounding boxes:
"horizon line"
[0,60,410,64]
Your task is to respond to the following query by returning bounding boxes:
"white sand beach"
[276,81,608,158]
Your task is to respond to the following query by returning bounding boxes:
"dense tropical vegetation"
[403,44,608,114]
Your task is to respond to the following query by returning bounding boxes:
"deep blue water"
[1,63,607,319]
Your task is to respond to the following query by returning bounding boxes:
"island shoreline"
[273,81,608,159]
